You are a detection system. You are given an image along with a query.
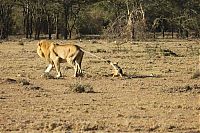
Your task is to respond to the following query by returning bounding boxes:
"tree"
[0,0,199,40]
[126,0,146,40]
[0,0,14,39]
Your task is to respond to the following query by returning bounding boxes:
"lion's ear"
[50,42,55,45]
[53,42,59,45]
[51,42,59,46]
[37,42,41,46]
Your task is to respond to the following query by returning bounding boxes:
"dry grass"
[191,70,200,79]
[0,39,199,132]
[69,82,95,93]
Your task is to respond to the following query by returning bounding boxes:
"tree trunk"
[34,17,41,40]
[171,27,174,39]
[69,30,72,39]
[185,30,189,38]
[23,8,26,36]
[47,15,52,39]
[0,29,2,39]
[25,16,29,38]
[25,3,30,39]
[178,19,183,38]
[29,14,33,39]
[63,3,69,39]
[161,19,165,39]
[0,4,12,39]
[127,11,134,41]
[55,14,59,39]
[162,27,165,38]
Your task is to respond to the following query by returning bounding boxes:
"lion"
[37,40,123,78]
[37,40,84,78]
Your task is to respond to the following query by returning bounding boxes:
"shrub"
[69,83,94,93]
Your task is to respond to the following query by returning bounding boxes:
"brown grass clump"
[17,41,24,46]
[41,73,55,79]
[160,49,179,57]
[70,83,94,93]
[191,70,200,79]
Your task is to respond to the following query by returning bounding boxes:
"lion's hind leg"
[75,61,82,76]
[75,50,84,76]
[67,58,78,77]
[67,50,84,77]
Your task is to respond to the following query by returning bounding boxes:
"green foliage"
[77,12,103,35]
[0,0,200,39]
[0,0,15,39]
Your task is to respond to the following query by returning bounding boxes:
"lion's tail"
[80,48,123,76]
[80,48,110,63]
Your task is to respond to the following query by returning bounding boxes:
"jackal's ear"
[107,60,111,63]
[113,62,118,65]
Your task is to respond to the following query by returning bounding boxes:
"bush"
[69,83,94,93]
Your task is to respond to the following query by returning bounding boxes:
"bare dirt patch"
[0,39,199,132]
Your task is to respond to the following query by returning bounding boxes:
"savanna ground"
[0,38,199,132]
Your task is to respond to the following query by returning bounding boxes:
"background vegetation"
[0,0,199,40]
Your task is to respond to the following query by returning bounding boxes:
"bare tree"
[126,1,146,41]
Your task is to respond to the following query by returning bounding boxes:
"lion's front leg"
[45,64,53,73]
[40,64,53,78]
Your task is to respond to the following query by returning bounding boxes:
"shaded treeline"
[0,0,199,40]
